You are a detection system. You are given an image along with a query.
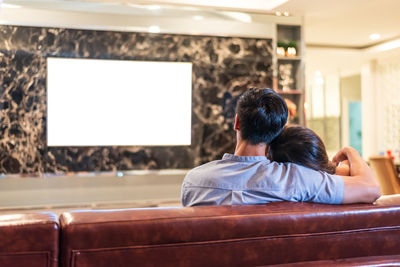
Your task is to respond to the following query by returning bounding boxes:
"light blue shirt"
[181,153,344,206]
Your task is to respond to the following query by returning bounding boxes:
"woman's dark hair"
[236,88,288,145]
[268,125,336,174]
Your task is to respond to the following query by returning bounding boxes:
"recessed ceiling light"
[283,11,290,16]
[148,25,160,33]
[1,3,22,8]
[275,11,282,16]
[193,15,204,21]
[147,5,161,10]
[369,33,381,40]
[367,38,400,52]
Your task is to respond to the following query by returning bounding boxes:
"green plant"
[277,40,297,50]
[277,41,288,50]
[287,40,297,49]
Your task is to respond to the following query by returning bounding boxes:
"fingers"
[340,160,350,166]
[332,147,356,165]
[332,148,347,165]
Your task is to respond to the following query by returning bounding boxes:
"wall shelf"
[274,24,305,125]
[277,56,302,61]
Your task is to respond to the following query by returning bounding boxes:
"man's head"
[235,88,288,145]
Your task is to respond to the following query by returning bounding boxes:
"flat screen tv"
[47,57,192,146]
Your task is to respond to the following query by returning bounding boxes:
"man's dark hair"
[236,88,288,144]
[268,125,336,174]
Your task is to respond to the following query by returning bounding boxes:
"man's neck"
[234,139,268,157]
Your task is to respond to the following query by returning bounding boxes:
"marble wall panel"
[0,25,273,174]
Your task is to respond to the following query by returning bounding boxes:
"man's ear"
[234,114,240,130]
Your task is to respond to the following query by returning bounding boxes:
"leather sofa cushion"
[0,212,59,267]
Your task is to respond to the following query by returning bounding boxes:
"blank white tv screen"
[47,57,192,146]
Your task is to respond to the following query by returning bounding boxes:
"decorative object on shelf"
[284,98,297,120]
[286,40,297,57]
[277,40,297,57]
[277,41,287,56]
[286,47,296,56]
[278,64,294,91]
[277,41,288,49]
[276,46,285,56]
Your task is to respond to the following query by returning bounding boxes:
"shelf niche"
[275,24,305,125]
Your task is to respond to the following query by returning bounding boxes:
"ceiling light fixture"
[283,11,289,16]
[275,11,282,16]
[1,3,22,8]
[144,0,288,11]
[367,38,400,53]
[147,5,161,10]
[193,15,204,21]
[148,25,160,33]
[369,33,381,40]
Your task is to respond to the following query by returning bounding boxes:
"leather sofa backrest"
[60,196,400,267]
[0,212,59,267]
[272,255,400,266]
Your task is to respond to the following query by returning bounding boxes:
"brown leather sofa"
[0,212,59,267]
[59,194,400,267]
[3,195,400,267]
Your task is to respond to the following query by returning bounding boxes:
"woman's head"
[267,125,336,174]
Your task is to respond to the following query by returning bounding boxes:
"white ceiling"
[272,0,400,47]
[2,0,400,48]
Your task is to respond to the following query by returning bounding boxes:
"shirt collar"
[222,153,270,163]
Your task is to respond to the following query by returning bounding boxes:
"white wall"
[364,56,400,158]
[305,47,365,80]
[305,48,363,156]
[306,46,400,160]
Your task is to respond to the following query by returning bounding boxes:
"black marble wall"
[0,25,273,174]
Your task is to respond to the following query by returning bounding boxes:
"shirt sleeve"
[181,182,189,206]
[181,181,233,206]
[291,164,344,204]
